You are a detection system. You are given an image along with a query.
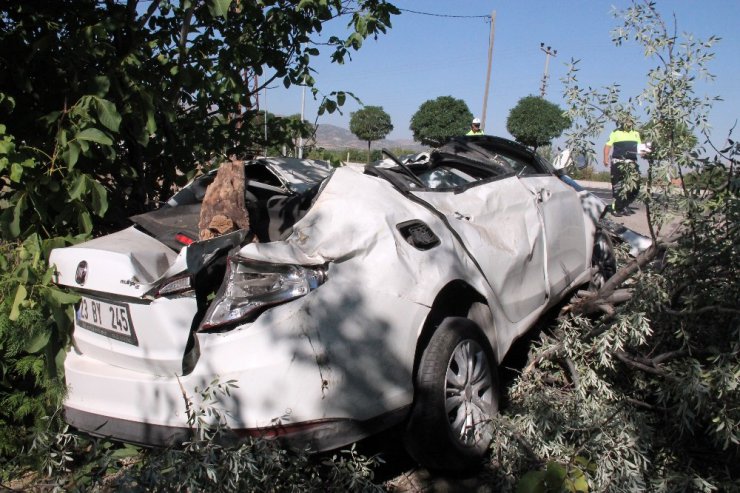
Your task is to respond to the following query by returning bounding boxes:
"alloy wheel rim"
[444,339,493,447]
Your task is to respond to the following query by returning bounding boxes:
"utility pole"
[263,86,268,150]
[480,11,496,132]
[298,82,306,158]
[539,42,557,98]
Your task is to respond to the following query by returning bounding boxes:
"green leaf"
[9,284,27,321]
[145,109,157,135]
[24,330,51,353]
[111,444,140,459]
[91,180,109,216]
[76,128,113,146]
[207,0,232,18]
[68,174,88,201]
[94,98,122,132]
[78,210,93,234]
[92,75,111,96]
[62,141,81,168]
[46,286,80,306]
[10,194,26,238]
[54,347,66,377]
[545,462,567,489]
[569,468,589,493]
[10,162,23,182]
[517,471,547,493]
[0,137,14,154]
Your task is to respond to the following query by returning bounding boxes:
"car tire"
[404,317,498,472]
[590,230,616,291]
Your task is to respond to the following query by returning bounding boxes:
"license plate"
[77,296,139,346]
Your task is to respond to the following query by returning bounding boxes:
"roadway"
[578,179,653,238]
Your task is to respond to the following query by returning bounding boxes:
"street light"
[540,42,557,98]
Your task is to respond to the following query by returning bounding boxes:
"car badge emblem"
[75,261,88,285]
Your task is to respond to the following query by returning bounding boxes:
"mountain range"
[312,123,426,152]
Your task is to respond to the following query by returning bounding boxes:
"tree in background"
[349,105,393,163]
[506,95,571,150]
[253,113,315,157]
[410,96,472,147]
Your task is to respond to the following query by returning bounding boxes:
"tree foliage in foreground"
[506,95,571,149]
[20,381,384,491]
[409,95,472,147]
[349,105,393,162]
[489,2,738,492]
[0,0,399,237]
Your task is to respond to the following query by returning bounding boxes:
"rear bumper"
[64,403,409,452]
[65,406,190,447]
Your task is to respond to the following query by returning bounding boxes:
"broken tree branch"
[614,350,678,380]
[665,305,740,316]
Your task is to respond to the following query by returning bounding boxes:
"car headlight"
[199,257,327,331]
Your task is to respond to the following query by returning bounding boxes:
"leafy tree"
[639,118,698,151]
[0,236,76,466]
[0,0,399,238]
[410,96,472,147]
[349,105,393,162]
[489,2,738,492]
[506,95,571,149]
[254,112,315,157]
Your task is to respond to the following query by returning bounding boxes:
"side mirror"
[552,148,588,170]
[551,149,572,170]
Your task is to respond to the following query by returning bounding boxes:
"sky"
[263,0,740,150]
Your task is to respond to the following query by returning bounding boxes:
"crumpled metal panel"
[49,227,180,296]
[412,176,548,323]
[239,166,489,308]
[261,157,334,193]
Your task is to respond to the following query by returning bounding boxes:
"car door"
[517,165,589,298]
[411,174,548,324]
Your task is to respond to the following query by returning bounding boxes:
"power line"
[398,8,490,19]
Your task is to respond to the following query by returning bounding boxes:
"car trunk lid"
[49,228,246,376]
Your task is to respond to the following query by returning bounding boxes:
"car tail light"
[199,258,327,331]
[152,274,194,297]
[175,233,196,246]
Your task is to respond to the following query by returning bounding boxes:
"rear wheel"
[590,230,616,291]
[405,317,498,472]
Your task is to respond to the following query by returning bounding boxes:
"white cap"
[472,117,481,125]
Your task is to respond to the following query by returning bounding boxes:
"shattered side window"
[494,153,539,176]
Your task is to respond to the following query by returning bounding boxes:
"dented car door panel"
[411,176,548,323]
[518,175,589,296]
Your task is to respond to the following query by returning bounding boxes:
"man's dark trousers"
[611,159,640,211]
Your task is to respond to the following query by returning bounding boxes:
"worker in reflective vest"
[466,117,484,136]
[603,115,641,216]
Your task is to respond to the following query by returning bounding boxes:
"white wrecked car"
[49,137,615,471]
